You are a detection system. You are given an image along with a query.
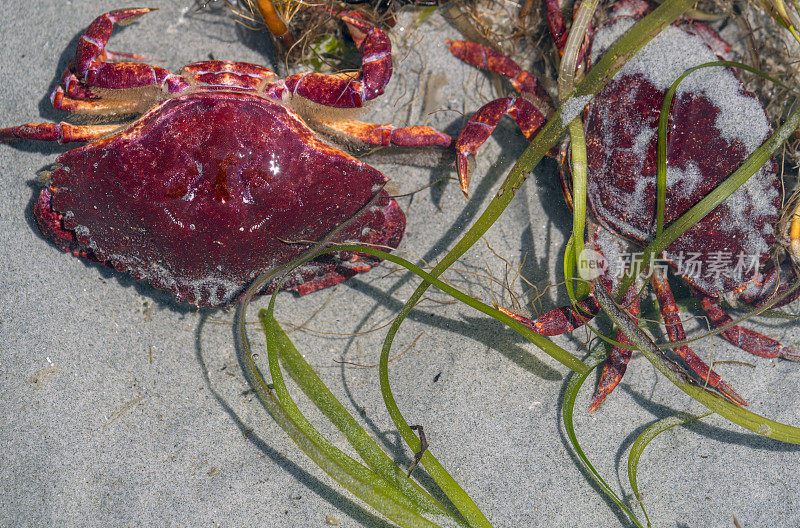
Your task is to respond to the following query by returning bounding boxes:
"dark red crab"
[0,8,451,307]
[448,0,799,408]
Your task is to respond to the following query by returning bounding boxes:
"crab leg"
[446,41,553,196]
[446,41,551,102]
[82,62,188,93]
[51,63,148,115]
[51,71,147,115]
[0,122,121,144]
[544,0,569,53]
[651,271,746,405]
[453,97,548,197]
[497,296,601,336]
[589,287,640,411]
[283,12,391,108]
[543,0,593,64]
[737,265,800,308]
[71,9,153,76]
[314,118,451,148]
[698,295,800,361]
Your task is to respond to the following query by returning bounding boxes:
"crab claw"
[454,97,546,198]
[447,41,551,198]
[74,8,157,77]
[341,11,392,101]
[456,150,476,198]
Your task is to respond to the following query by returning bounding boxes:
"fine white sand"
[1,2,798,527]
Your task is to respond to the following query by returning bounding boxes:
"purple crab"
[0,8,451,307]
[448,0,799,408]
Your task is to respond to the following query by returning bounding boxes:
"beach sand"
[1,2,798,526]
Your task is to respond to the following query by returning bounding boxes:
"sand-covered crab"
[0,8,451,308]
[448,0,799,407]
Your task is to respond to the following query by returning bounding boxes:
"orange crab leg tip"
[497,305,533,325]
[587,393,608,413]
[444,39,462,54]
[716,380,747,407]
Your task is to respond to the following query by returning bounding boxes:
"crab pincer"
[446,40,553,197]
[51,8,189,115]
[281,10,393,108]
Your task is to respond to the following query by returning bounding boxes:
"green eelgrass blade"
[259,305,454,519]
[565,119,591,302]
[562,348,646,528]
[259,308,454,528]
[378,0,694,520]
[563,235,579,301]
[560,0,599,302]
[238,241,588,528]
[654,61,796,237]
[594,286,800,444]
[236,192,460,527]
[255,309,448,527]
[257,243,591,528]
[627,411,711,527]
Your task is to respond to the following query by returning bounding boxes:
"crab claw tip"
[456,152,474,199]
[458,175,470,199]
[115,7,157,26]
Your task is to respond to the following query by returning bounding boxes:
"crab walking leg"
[738,265,800,308]
[0,123,121,144]
[544,0,569,53]
[51,90,147,115]
[454,97,547,196]
[61,49,152,97]
[650,271,746,405]
[544,0,595,62]
[446,40,552,102]
[283,12,391,108]
[589,289,640,412]
[52,62,142,115]
[314,119,452,148]
[698,296,800,361]
[497,296,601,336]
